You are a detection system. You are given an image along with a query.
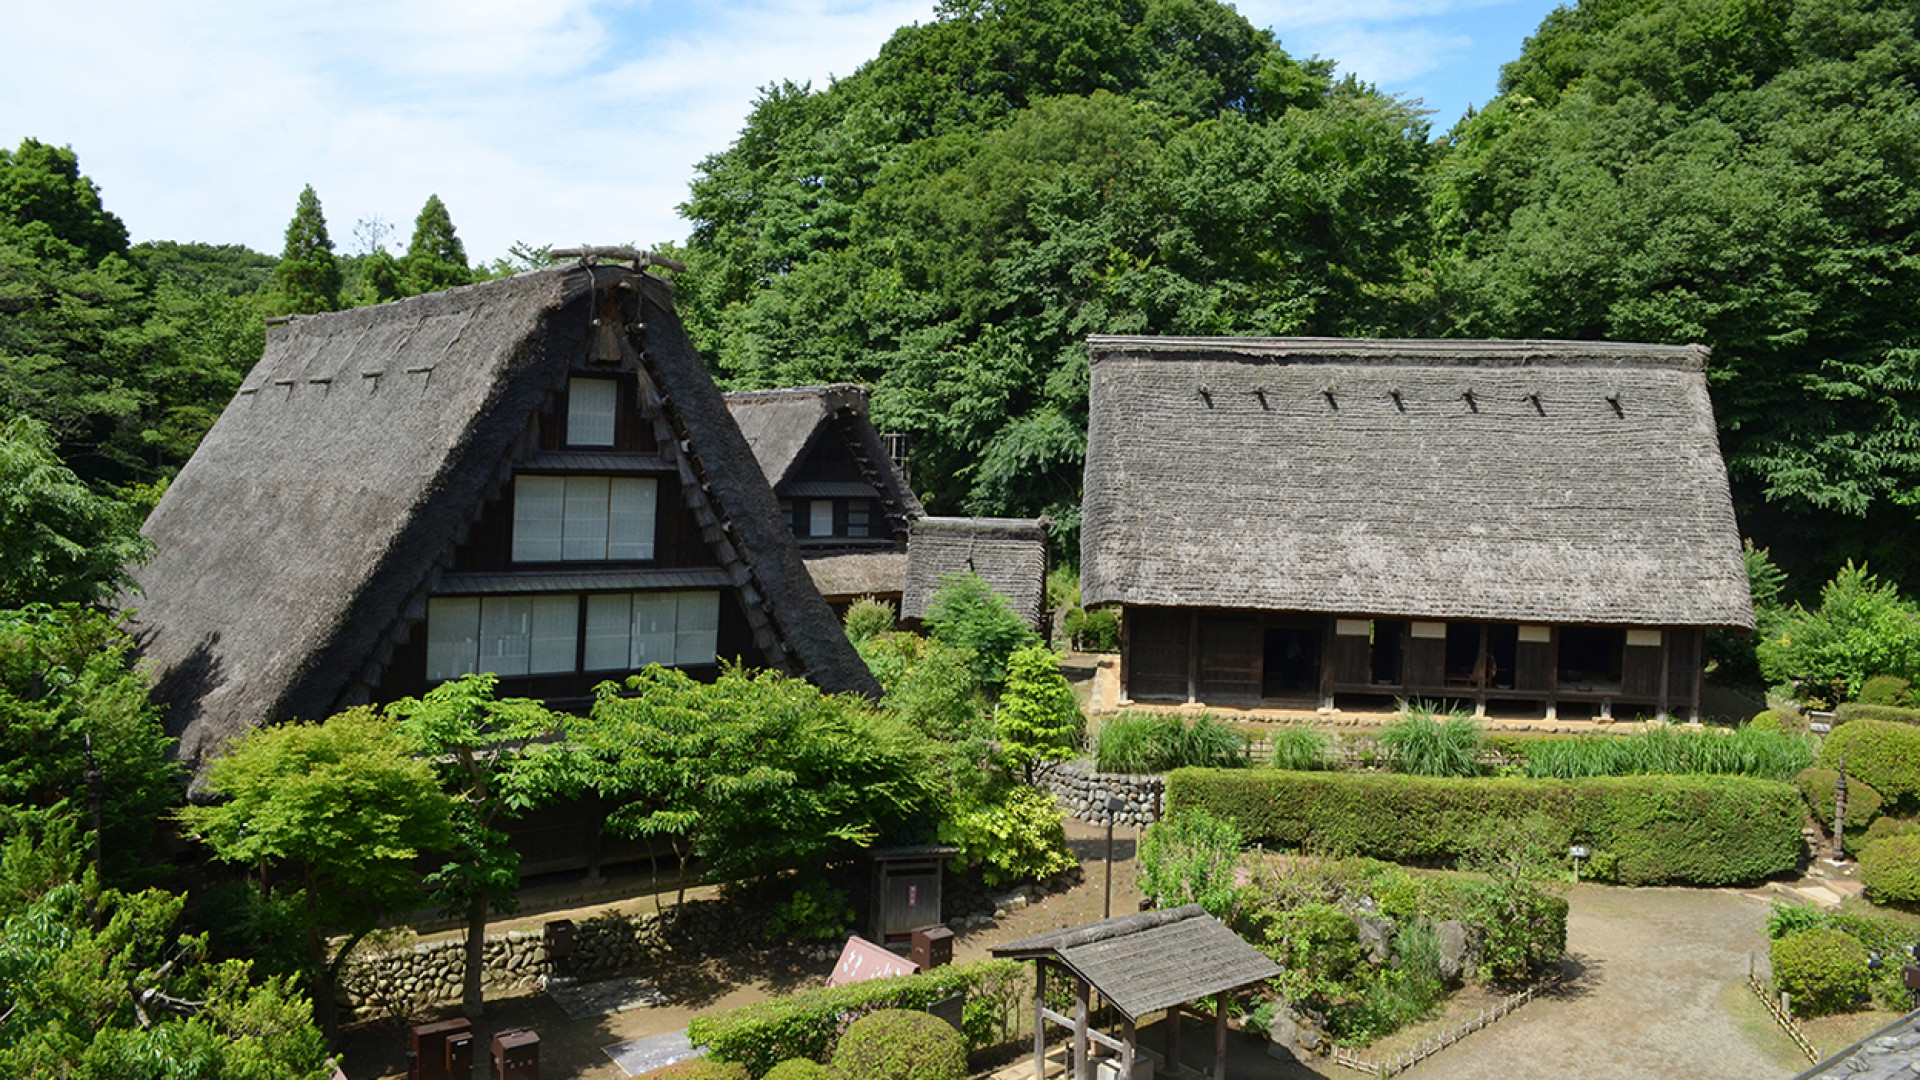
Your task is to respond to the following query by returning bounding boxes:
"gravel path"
[1402,884,1801,1080]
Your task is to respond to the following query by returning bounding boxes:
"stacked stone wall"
[1031,760,1164,826]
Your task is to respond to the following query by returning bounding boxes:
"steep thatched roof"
[803,552,910,601]
[725,384,923,522]
[993,905,1281,1023]
[1081,337,1753,630]
[900,517,1049,629]
[133,263,876,781]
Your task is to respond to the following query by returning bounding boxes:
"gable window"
[427,595,578,681]
[567,378,617,446]
[584,591,721,670]
[809,500,835,538]
[848,502,870,539]
[513,476,656,561]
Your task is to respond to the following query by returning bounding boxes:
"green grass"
[1378,702,1484,777]
[1522,725,1814,782]
[1093,711,1249,773]
[1267,726,1333,771]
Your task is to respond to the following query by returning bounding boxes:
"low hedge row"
[1834,702,1920,727]
[1861,834,1920,908]
[1165,769,1801,886]
[686,960,1019,1078]
[1818,720,1920,810]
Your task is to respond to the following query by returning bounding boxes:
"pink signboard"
[828,934,920,987]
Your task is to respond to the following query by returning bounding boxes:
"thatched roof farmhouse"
[133,255,877,785]
[1081,336,1753,720]
[901,516,1050,632]
[726,384,922,608]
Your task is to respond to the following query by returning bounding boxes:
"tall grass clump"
[1524,725,1813,781]
[1267,726,1333,771]
[1094,712,1249,773]
[1378,702,1483,777]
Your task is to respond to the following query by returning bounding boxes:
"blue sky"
[0,0,1564,263]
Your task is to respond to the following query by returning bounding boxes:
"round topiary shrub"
[1819,720,1920,811]
[764,1061,836,1080]
[1771,928,1870,1016]
[1861,834,1920,908]
[1796,769,1883,855]
[1866,816,1920,844]
[641,1060,748,1080]
[1750,710,1799,733]
[830,1009,965,1080]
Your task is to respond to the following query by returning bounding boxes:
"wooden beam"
[1690,628,1704,723]
[1120,1016,1136,1080]
[1214,994,1228,1080]
[1657,628,1672,722]
[1034,963,1047,1080]
[1187,611,1199,705]
[1166,1003,1182,1070]
[1075,979,1092,1080]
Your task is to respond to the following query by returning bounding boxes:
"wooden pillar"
[1120,1016,1136,1079]
[1033,962,1048,1080]
[1318,617,1336,711]
[1656,629,1672,722]
[1690,628,1704,723]
[1165,1003,1182,1070]
[1474,624,1489,718]
[1187,612,1200,705]
[1074,978,1092,1080]
[1120,609,1132,703]
[1213,994,1228,1080]
[1545,626,1559,722]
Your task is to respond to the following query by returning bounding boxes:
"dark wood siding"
[1515,638,1555,692]
[1197,615,1261,704]
[1328,629,1370,686]
[1405,632,1446,690]
[1667,628,1700,710]
[1127,608,1189,702]
[1622,640,1662,698]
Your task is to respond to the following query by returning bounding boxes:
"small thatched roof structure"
[1081,336,1754,630]
[900,517,1049,630]
[801,551,911,601]
[133,262,876,782]
[725,384,922,529]
[993,905,1281,1023]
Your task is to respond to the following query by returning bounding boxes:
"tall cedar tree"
[402,194,470,296]
[273,185,342,315]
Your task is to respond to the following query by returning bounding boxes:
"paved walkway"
[1401,884,1801,1079]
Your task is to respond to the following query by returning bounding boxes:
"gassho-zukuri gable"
[1079,335,1754,722]
[131,254,876,791]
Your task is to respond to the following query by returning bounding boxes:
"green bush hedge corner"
[642,1061,750,1080]
[1859,676,1914,707]
[688,960,1016,1077]
[1771,928,1871,1016]
[763,1061,836,1080]
[1164,769,1801,886]
[1861,834,1920,908]
[1796,768,1883,856]
[830,1009,966,1080]
[1819,720,1920,810]
[1833,702,1920,728]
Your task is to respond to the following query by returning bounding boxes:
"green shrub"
[1378,703,1483,777]
[1860,834,1920,908]
[643,1062,749,1080]
[1064,607,1119,652]
[766,881,854,943]
[1834,702,1920,726]
[1763,902,1919,1010]
[1758,563,1920,706]
[1093,712,1248,774]
[1865,816,1920,844]
[1795,769,1883,856]
[763,1061,835,1080]
[924,573,1040,691]
[1166,769,1802,886]
[1860,676,1914,707]
[1522,725,1812,782]
[995,644,1083,777]
[885,639,987,743]
[843,597,895,645]
[1771,929,1871,1016]
[1267,727,1332,772]
[829,1009,966,1080]
[1819,720,1920,810]
[938,783,1075,887]
[1747,710,1789,732]
[688,960,1018,1077]
[1138,809,1244,918]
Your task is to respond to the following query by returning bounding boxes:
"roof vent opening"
[1321,385,1339,411]
[1389,388,1405,413]
[1526,391,1544,416]
[1253,388,1270,411]
[1462,388,1479,414]
[1606,391,1624,417]
[1197,385,1214,408]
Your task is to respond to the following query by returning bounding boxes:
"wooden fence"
[1747,964,1822,1065]
[1328,981,1546,1077]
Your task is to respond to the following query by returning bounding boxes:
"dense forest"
[4,0,1918,591]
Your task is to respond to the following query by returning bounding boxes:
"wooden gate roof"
[992,905,1281,1022]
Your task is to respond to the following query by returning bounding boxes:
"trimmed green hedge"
[1819,720,1920,810]
[1834,702,1920,727]
[1165,769,1802,886]
[687,960,1018,1078]
[1771,929,1871,1016]
[1861,834,1920,908]
[643,1063,749,1080]
[763,1061,836,1080]
[831,1009,966,1080]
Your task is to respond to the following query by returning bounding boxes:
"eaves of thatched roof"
[901,517,1049,630]
[1080,336,1754,631]
[132,263,876,782]
[725,384,923,525]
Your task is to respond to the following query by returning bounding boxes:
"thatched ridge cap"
[912,516,1048,541]
[1087,335,1710,371]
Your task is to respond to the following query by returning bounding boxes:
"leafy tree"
[1433,0,1920,589]
[129,241,277,297]
[273,185,342,315]
[923,573,1040,691]
[0,606,180,887]
[994,643,1082,779]
[0,417,151,608]
[0,139,129,261]
[1138,808,1244,918]
[178,710,453,1038]
[400,194,471,295]
[1759,563,1920,705]
[386,675,576,1017]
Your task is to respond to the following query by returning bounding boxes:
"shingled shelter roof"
[993,905,1281,1023]
[1081,336,1754,631]
[132,262,876,782]
[900,517,1049,630]
[724,384,923,517]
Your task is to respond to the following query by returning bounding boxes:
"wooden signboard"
[828,935,919,987]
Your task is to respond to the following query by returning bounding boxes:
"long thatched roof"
[901,517,1049,629]
[132,263,876,781]
[1080,337,1754,630]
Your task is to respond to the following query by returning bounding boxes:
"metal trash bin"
[545,919,576,977]
[409,1018,471,1080]
[492,1028,540,1080]
[910,924,954,970]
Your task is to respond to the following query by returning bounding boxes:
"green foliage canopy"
[1759,563,1920,704]
[273,185,341,315]
[0,417,151,608]
[401,194,471,296]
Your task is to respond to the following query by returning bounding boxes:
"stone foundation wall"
[1032,760,1164,826]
